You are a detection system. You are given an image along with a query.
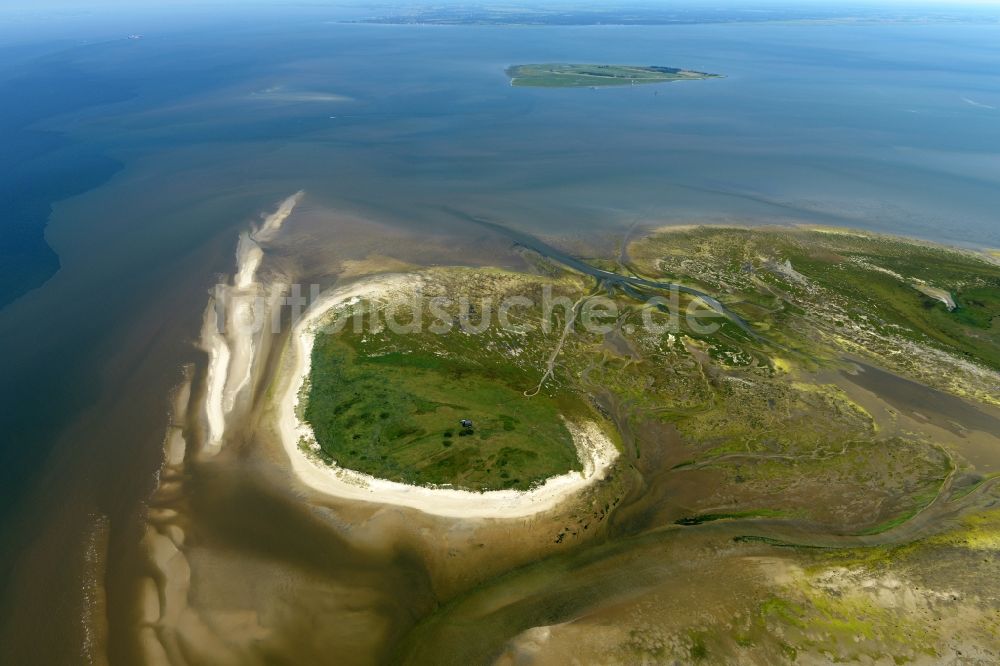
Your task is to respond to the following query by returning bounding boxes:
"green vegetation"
[745,502,1000,663]
[688,632,709,661]
[629,226,1000,404]
[756,589,938,662]
[506,63,720,88]
[854,484,940,536]
[305,334,580,490]
[379,232,1000,664]
[303,271,591,491]
[675,509,790,525]
[301,227,997,525]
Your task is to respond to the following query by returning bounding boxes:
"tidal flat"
[131,202,1000,663]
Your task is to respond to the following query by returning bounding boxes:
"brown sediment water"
[845,361,1000,437]
[126,200,1000,664]
[0,184,580,663]
[836,362,1000,473]
[0,175,270,663]
[127,193,629,663]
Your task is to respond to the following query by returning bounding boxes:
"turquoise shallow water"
[2,1,1000,580]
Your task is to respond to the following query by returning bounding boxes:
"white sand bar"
[276,275,619,519]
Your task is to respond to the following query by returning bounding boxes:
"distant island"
[346,6,991,26]
[506,63,721,88]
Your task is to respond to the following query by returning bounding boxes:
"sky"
[4,0,1000,8]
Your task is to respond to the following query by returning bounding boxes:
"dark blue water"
[4,13,1000,314]
[0,58,132,308]
[1,3,1000,552]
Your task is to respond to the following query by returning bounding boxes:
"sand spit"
[255,189,304,242]
[912,282,956,311]
[233,232,263,290]
[140,364,197,665]
[136,189,309,662]
[139,192,619,665]
[233,190,303,288]
[199,303,231,453]
[196,189,618,515]
[199,191,303,453]
[276,275,620,519]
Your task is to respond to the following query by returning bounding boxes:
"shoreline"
[275,274,620,519]
[200,191,305,453]
[645,221,999,262]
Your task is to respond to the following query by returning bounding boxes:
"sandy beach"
[198,192,620,519]
[275,275,620,519]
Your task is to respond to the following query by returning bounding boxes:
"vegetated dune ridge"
[277,274,619,519]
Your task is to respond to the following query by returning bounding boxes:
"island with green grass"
[301,270,599,492]
[506,63,721,88]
